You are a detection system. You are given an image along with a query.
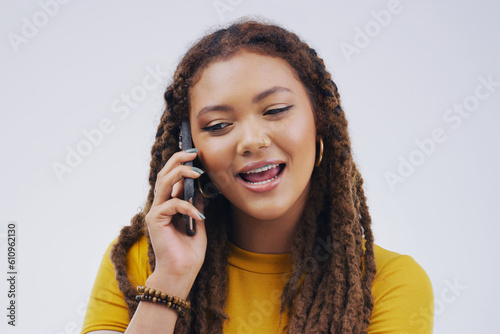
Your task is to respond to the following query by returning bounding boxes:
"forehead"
[189,51,304,105]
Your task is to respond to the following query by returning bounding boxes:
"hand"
[145,150,207,297]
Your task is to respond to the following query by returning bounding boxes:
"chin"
[247,211,285,222]
[238,202,292,222]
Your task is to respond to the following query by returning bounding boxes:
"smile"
[237,163,286,192]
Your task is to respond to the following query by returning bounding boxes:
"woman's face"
[189,50,317,222]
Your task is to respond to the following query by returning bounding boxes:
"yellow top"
[81,235,434,333]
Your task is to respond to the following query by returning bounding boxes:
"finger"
[157,150,199,180]
[148,198,205,230]
[153,165,204,207]
[171,178,184,199]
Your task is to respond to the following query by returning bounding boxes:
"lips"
[235,160,286,193]
[239,163,285,184]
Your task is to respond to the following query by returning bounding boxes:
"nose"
[236,120,270,155]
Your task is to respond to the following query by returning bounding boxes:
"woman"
[81,19,434,334]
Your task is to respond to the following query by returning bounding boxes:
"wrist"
[145,271,194,300]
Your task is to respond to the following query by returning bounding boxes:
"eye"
[264,104,294,116]
[201,122,230,132]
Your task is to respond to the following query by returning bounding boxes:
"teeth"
[242,164,279,174]
[245,174,279,185]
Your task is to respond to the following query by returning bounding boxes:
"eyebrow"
[196,86,292,120]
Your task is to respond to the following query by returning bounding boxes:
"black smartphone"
[180,119,196,236]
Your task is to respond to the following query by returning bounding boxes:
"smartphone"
[180,119,196,236]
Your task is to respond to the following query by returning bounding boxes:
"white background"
[1,0,499,333]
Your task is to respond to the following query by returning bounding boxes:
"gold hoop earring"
[315,136,324,167]
[197,177,220,199]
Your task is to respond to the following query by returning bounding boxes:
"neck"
[229,191,309,254]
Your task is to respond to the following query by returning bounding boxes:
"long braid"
[282,168,326,333]
[189,196,231,333]
[109,19,377,333]
[109,212,146,318]
[352,163,376,331]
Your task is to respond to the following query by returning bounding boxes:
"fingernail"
[191,166,204,174]
[198,211,206,220]
[185,148,198,153]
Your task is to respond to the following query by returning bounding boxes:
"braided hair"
[110,19,376,333]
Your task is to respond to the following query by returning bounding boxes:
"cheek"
[278,112,317,157]
[196,138,235,190]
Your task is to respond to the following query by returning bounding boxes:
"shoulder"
[87,234,152,305]
[81,234,151,334]
[369,243,434,333]
[105,234,152,282]
[105,233,150,258]
[372,243,432,290]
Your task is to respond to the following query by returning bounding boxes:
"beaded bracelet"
[136,285,191,317]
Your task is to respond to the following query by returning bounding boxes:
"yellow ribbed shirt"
[81,235,434,333]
